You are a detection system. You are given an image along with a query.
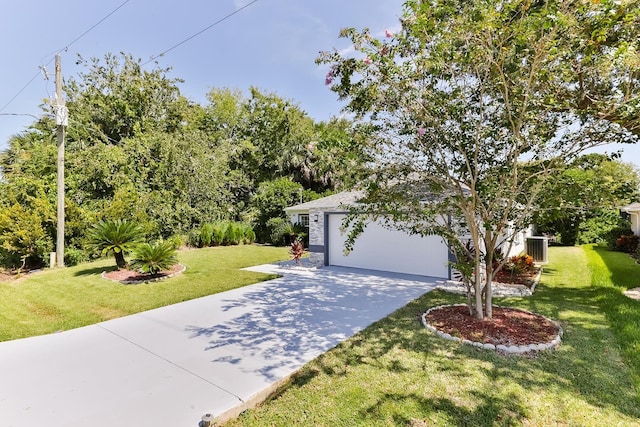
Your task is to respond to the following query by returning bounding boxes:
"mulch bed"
[492,268,540,287]
[424,305,560,346]
[102,263,184,283]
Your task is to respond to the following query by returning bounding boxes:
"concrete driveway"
[0,263,439,427]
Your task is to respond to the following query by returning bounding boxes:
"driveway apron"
[0,264,439,427]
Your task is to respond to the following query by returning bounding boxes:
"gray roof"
[285,191,364,212]
[622,202,640,212]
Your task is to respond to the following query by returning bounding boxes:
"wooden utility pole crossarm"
[55,54,67,268]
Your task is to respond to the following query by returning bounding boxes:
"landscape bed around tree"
[422,304,562,355]
[101,263,186,284]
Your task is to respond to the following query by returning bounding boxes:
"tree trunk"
[474,271,483,319]
[114,251,127,270]
[484,259,493,319]
[485,270,493,319]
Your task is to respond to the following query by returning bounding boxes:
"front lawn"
[226,245,640,426]
[0,245,289,341]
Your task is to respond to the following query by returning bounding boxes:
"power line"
[0,72,42,113]
[60,0,131,53]
[0,113,40,119]
[0,0,131,113]
[142,0,259,66]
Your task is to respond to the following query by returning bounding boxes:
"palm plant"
[87,219,145,269]
[130,241,178,276]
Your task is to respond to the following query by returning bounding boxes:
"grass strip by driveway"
[225,246,640,426]
[0,245,289,342]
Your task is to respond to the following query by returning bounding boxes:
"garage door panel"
[327,214,449,278]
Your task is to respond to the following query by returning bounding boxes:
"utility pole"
[55,54,67,268]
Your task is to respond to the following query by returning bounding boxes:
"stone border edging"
[421,303,563,354]
[435,268,543,298]
[101,264,186,285]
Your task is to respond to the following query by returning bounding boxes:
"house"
[621,202,640,235]
[285,191,532,279]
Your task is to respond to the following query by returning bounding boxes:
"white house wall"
[308,208,325,265]
[327,214,450,278]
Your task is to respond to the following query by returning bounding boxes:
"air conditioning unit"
[526,236,548,264]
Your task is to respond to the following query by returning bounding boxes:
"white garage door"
[327,214,450,278]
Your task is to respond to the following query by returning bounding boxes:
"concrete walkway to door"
[0,263,440,427]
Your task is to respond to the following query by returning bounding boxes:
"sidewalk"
[0,264,438,427]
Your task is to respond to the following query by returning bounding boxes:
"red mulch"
[493,268,539,286]
[424,305,559,346]
[103,264,183,282]
[0,271,14,282]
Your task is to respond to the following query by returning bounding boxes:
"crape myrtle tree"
[318,0,640,319]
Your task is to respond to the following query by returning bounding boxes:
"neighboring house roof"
[621,202,640,213]
[285,191,364,212]
[285,181,470,213]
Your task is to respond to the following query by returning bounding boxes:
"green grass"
[226,245,640,426]
[0,245,289,341]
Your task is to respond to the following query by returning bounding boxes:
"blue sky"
[0,0,638,169]
[0,0,404,146]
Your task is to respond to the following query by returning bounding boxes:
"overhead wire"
[1,0,259,118]
[142,0,259,66]
[0,0,132,114]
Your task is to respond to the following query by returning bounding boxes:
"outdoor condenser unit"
[526,236,549,264]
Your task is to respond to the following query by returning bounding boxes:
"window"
[299,214,310,227]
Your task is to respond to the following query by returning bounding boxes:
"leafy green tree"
[130,241,178,276]
[535,154,640,245]
[0,202,53,268]
[87,219,145,269]
[65,53,186,145]
[318,0,640,319]
[308,118,369,191]
[248,178,324,242]
[0,51,361,270]
[249,178,305,242]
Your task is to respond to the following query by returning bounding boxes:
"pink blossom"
[385,29,393,38]
[417,126,426,136]
[363,57,372,65]
[325,67,335,85]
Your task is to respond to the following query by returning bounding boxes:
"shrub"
[212,222,228,246]
[191,222,256,247]
[166,234,187,249]
[87,219,145,269]
[0,203,53,269]
[605,226,634,249]
[504,254,536,275]
[290,237,305,264]
[224,222,243,245]
[199,223,215,247]
[130,240,179,276]
[64,247,88,267]
[239,223,256,244]
[187,228,201,248]
[615,235,639,253]
[268,218,306,246]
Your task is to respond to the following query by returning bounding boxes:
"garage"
[326,213,450,278]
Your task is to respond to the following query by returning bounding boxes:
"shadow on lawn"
[73,265,116,277]
[363,391,528,427]
[278,286,640,423]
